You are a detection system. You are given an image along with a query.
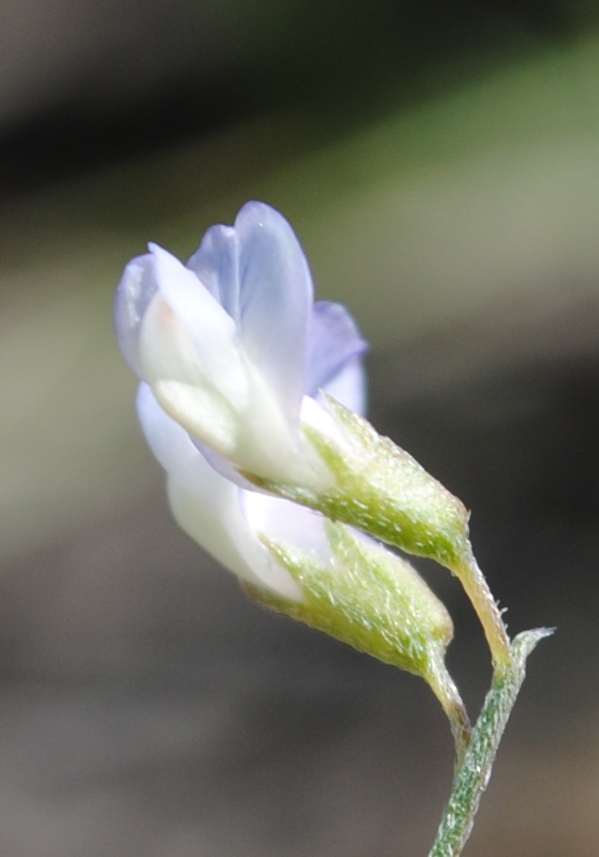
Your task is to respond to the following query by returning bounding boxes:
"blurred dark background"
[1,1,599,854]
[3,0,599,197]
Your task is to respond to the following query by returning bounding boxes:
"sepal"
[245,520,471,757]
[250,395,472,570]
[247,519,449,676]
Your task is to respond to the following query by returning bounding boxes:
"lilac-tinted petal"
[319,355,367,416]
[307,301,368,400]
[186,223,238,315]
[114,253,159,378]
[234,201,313,425]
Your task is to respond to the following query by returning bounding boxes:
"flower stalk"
[449,551,511,670]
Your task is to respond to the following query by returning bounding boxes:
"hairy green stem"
[428,628,552,857]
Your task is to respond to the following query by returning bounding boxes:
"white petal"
[168,477,303,600]
[243,492,332,566]
[137,382,225,488]
[147,245,247,403]
[300,395,344,444]
[139,291,247,455]
[138,384,302,600]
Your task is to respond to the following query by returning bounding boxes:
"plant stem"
[428,628,552,857]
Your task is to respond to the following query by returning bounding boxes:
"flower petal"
[137,382,219,491]
[139,245,251,452]
[320,355,367,416]
[242,491,332,565]
[114,253,159,378]
[186,223,238,316]
[168,478,303,600]
[138,296,243,456]
[233,201,313,426]
[307,302,368,401]
[137,384,302,600]
[148,243,240,384]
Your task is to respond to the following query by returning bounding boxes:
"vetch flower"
[136,383,468,753]
[115,200,507,669]
[113,199,550,799]
[115,201,367,492]
[115,201,472,752]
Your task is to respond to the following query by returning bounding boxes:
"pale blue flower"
[114,203,469,745]
[115,201,367,598]
[115,201,366,489]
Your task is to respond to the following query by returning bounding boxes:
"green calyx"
[250,396,472,570]
[247,520,453,681]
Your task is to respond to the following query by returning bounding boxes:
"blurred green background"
[1,2,599,855]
